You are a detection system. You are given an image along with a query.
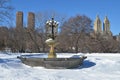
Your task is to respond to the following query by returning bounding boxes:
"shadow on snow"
[76,60,96,69]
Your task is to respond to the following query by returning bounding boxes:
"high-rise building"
[27,12,35,31]
[16,11,23,30]
[103,16,112,36]
[94,15,102,34]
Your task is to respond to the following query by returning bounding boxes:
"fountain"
[45,18,58,58]
[17,17,87,69]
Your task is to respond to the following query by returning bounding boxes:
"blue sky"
[11,0,120,35]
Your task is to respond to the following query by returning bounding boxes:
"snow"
[0,52,120,80]
[20,53,84,58]
[45,38,55,44]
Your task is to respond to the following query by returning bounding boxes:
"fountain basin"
[17,56,87,69]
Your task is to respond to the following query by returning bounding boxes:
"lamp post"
[46,17,59,58]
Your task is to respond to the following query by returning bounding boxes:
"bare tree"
[0,0,14,25]
[95,35,119,53]
[59,15,92,53]
[0,26,9,50]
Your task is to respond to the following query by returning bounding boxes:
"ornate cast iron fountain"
[17,17,87,69]
[45,17,59,58]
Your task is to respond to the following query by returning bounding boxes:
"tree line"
[0,0,120,53]
[0,14,120,53]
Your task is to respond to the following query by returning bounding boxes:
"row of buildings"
[94,15,112,36]
[16,11,120,41]
[93,15,120,41]
[1,11,119,42]
[16,11,35,31]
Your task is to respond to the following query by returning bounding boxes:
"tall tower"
[16,11,23,30]
[94,15,102,34]
[27,12,35,31]
[103,16,111,35]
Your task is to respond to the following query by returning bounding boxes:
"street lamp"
[45,18,59,58]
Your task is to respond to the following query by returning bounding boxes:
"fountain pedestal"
[46,38,57,58]
[48,44,56,58]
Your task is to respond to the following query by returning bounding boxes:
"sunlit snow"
[0,52,120,80]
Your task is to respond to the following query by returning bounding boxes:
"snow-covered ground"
[0,52,120,80]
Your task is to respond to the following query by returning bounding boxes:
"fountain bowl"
[17,56,87,69]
